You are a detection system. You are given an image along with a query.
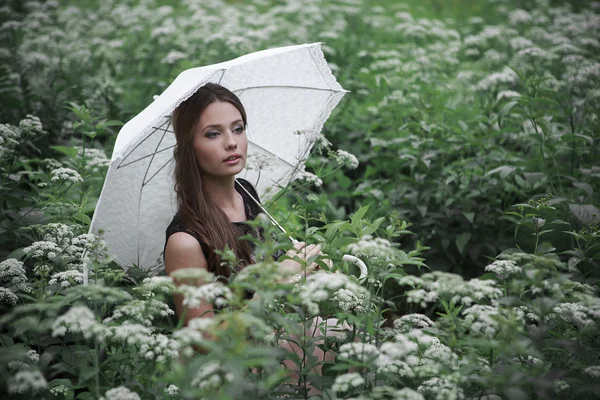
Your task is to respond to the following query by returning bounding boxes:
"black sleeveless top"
[163,178,285,306]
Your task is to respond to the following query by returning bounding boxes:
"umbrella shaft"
[236,179,297,244]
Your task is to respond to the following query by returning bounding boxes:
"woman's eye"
[206,132,218,138]
[234,126,244,133]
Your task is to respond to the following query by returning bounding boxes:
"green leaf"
[455,232,471,256]
[498,100,519,128]
[462,211,475,224]
[50,145,78,158]
[485,165,516,179]
[350,205,370,228]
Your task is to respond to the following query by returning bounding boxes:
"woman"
[163,82,340,394]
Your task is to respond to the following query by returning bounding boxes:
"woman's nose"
[224,131,237,148]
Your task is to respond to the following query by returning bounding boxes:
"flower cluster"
[294,271,370,315]
[50,167,83,183]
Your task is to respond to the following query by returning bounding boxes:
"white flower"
[48,270,86,288]
[50,167,83,183]
[8,370,47,394]
[508,9,532,25]
[417,377,464,400]
[496,90,522,101]
[99,386,141,400]
[338,342,380,363]
[477,67,518,91]
[296,170,323,187]
[52,306,107,339]
[177,282,232,309]
[555,380,569,392]
[0,258,30,292]
[103,299,174,326]
[164,384,179,396]
[334,149,359,169]
[509,37,534,50]
[406,289,438,308]
[331,372,364,392]
[191,361,233,390]
[584,365,600,378]
[22,240,62,260]
[294,271,370,315]
[332,288,370,313]
[462,305,500,337]
[394,387,425,400]
[26,350,39,364]
[50,384,69,396]
[162,50,186,64]
[138,276,175,297]
[394,314,434,332]
[0,287,19,305]
[348,234,397,259]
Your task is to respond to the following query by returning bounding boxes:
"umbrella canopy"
[89,42,348,272]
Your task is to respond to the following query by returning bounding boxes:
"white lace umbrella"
[88,42,349,273]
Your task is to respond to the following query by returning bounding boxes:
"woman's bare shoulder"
[164,232,207,272]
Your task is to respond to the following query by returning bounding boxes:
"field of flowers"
[1,0,599,399]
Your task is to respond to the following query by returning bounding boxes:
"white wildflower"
[295,271,370,315]
[462,305,500,337]
[509,37,534,50]
[348,234,396,259]
[99,386,141,400]
[397,275,424,287]
[406,288,438,308]
[138,276,175,297]
[334,149,359,169]
[394,387,425,400]
[48,270,86,288]
[162,51,186,64]
[553,302,596,327]
[177,282,232,309]
[50,168,83,183]
[485,259,522,276]
[0,258,30,292]
[332,288,369,313]
[296,170,323,187]
[496,90,521,101]
[0,287,19,305]
[164,384,179,396]
[508,9,532,25]
[52,306,107,339]
[7,370,47,394]
[394,314,434,332]
[191,361,233,390]
[26,350,39,364]
[555,380,569,392]
[477,67,518,91]
[584,365,600,378]
[331,372,364,392]
[339,342,380,363]
[417,377,464,400]
[7,361,30,371]
[22,240,62,260]
[517,46,558,60]
[50,385,69,396]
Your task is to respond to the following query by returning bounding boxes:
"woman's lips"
[223,157,241,165]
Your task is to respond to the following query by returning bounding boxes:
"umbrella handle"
[342,254,368,282]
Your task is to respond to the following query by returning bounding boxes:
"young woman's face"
[193,100,248,178]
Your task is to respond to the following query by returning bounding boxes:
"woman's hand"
[280,241,333,277]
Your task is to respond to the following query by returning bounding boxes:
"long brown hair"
[171,82,254,280]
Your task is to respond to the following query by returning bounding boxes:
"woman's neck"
[202,175,241,211]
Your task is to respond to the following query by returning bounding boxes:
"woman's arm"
[164,232,215,330]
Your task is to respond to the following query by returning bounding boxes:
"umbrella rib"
[117,118,172,168]
[137,118,171,265]
[119,145,175,168]
[232,85,346,93]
